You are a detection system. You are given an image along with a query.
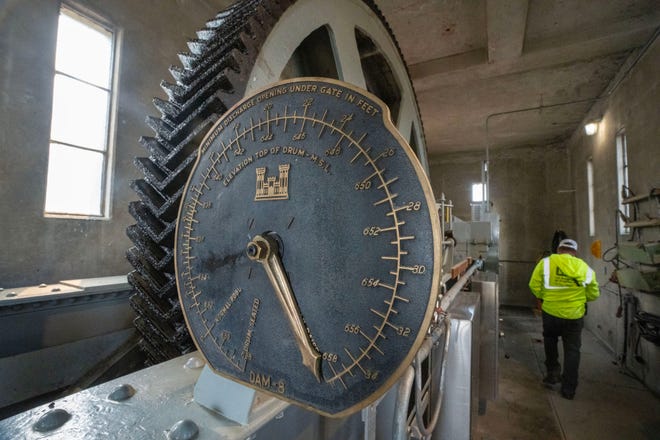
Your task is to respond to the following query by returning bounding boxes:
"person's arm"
[585,267,600,302]
[529,260,545,299]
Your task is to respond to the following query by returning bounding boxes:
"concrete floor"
[475,307,660,440]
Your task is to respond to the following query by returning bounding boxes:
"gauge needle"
[247,234,322,382]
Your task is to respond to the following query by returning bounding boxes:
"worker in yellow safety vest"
[528,238,600,400]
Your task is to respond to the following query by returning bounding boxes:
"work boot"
[542,373,561,388]
[560,387,575,400]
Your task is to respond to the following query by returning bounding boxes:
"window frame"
[44,4,118,220]
[587,158,595,237]
[616,130,630,235]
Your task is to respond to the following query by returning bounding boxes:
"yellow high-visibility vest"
[529,253,600,319]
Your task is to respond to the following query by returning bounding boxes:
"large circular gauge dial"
[175,78,440,416]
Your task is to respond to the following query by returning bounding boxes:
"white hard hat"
[558,239,578,251]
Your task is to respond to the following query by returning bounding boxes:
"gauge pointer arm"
[247,234,322,382]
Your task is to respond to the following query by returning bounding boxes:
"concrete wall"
[0,0,232,288]
[429,143,574,306]
[567,37,659,394]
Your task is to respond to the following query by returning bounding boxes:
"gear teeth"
[130,292,181,328]
[178,52,198,70]
[153,97,181,121]
[206,0,254,28]
[206,8,234,29]
[135,327,187,365]
[187,39,208,55]
[130,179,183,222]
[134,314,191,357]
[126,223,171,269]
[128,256,177,299]
[196,28,216,41]
[168,65,186,83]
[146,115,175,139]
[186,38,242,80]
[129,201,175,247]
[128,0,300,364]
[134,319,170,363]
[160,80,185,101]
[134,152,196,194]
[131,179,166,212]
[135,157,167,185]
[170,26,248,88]
[148,75,235,149]
[206,17,227,29]
[126,248,171,293]
[128,271,177,317]
[128,208,192,364]
[139,136,170,161]
[134,310,174,345]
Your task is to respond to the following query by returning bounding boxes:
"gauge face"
[175,78,440,417]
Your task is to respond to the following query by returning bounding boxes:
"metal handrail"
[392,365,416,438]
[439,260,481,312]
[413,316,451,438]
[392,317,451,440]
[392,260,481,439]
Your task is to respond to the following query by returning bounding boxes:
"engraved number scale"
[175,78,440,417]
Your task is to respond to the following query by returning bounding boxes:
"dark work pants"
[542,311,584,394]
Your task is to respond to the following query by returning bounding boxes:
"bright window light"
[45,7,114,218]
[45,144,105,215]
[587,159,595,236]
[55,13,112,88]
[472,183,484,202]
[616,131,630,234]
[50,74,110,150]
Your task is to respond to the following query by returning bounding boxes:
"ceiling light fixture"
[584,119,600,136]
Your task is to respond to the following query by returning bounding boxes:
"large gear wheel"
[127,0,427,365]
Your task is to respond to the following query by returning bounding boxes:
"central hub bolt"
[246,236,269,260]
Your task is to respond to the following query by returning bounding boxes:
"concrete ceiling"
[375,0,660,155]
